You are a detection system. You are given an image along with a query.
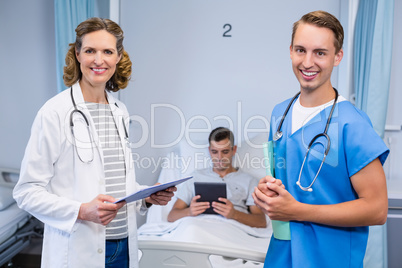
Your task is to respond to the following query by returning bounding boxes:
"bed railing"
[138,240,265,268]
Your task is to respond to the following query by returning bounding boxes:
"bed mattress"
[138,215,271,267]
[0,203,30,244]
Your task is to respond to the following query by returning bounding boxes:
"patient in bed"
[167,127,266,228]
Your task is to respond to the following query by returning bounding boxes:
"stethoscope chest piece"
[273,131,283,141]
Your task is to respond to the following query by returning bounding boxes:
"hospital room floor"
[1,237,42,268]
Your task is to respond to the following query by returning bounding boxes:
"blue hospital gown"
[265,98,389,268]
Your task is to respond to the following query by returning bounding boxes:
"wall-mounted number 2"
[223,24,232,37]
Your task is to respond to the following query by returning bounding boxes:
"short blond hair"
[291,11,344,54]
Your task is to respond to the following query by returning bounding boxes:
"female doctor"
[13,18,175,268]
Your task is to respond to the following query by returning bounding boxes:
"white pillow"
[0,186,15,210]
[234,133,268,180]
[179,139,210,177]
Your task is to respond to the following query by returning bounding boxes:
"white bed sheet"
[0,202,30,244]
[138,214,271,253]
[139,136,386,268]
[139,137,272,267]
[138,214,271,267]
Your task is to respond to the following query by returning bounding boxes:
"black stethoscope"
[69,87,129,163]
[273,88,338,192]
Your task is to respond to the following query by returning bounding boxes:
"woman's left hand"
[145,186,177,206]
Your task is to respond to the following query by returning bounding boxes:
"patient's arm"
[212,198,267,228]
[167,196,210,222]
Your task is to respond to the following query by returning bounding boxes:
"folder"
[114,176,192,204]
[263,142,291,240]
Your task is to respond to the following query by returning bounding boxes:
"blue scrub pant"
[105,237,129,268]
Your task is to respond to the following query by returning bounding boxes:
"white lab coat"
[13,82,148,268]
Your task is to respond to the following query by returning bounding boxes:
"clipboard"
[114,176,192,204]
[263,142,291,240]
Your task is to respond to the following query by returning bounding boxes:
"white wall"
[0,0,57,169]
[0,0,110,170]
[384,0,402,197]
[1,0,400,225]
[119,0,342,187]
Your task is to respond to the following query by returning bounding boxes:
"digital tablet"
[194,182,227,214]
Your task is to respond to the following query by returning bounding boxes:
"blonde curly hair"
[63,17,132,92]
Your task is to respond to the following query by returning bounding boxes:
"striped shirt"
[86,102,128,240]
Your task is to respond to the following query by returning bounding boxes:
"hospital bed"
[138,134,273,267]
[0,167,43,267]
[137,133,388,268]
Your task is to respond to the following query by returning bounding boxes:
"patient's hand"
[189,195,210,216]
[212,198,235,219]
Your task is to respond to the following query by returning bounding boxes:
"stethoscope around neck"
[69,87,129,163]
[274,88,339,192]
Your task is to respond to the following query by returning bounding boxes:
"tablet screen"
[194,182,227,214]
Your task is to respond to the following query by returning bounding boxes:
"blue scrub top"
[265,98,389,268]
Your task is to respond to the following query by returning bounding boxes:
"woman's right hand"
[78,194,126,225]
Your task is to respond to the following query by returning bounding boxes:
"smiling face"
[75,30,122,90]
[290,23,343,94]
